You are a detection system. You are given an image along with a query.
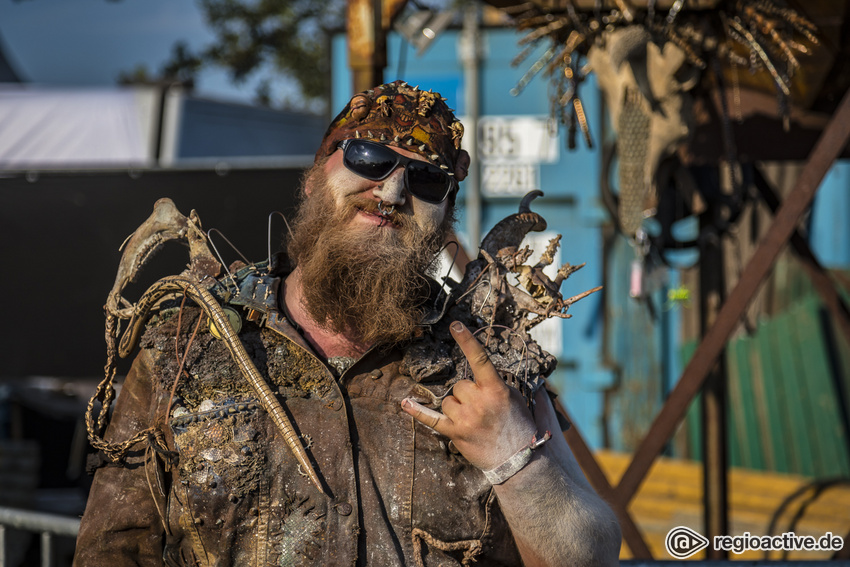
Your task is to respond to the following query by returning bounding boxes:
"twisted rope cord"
[411,489,495,566]
[85,312,155,462]
[412,529,483,567]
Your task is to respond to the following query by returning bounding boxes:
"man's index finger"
[449,321,503,388]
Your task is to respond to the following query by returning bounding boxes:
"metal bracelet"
[482,431,551,485]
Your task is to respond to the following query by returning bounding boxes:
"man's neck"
[281,267,372,360]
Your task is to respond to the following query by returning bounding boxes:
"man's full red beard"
[286,163,454,347]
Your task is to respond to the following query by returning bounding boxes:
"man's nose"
[372,167,406,205]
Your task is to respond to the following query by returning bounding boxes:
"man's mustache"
[345,196,407,228]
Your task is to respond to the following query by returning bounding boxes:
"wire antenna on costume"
[434,240,461,296]
[438,240,461,284]
[207,228,251,291]
[267,211,292,273]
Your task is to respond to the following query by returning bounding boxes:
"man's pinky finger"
[401,398,453,434]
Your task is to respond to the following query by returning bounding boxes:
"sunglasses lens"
[343,141,397,180]
[341,140,453,203]
[406,162,451,203]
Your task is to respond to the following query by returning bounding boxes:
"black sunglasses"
[338,139,455,204]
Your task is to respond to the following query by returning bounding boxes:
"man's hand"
[402,321,622,566]
[401,321,537,471]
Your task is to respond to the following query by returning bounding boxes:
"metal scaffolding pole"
[699,209,728,558]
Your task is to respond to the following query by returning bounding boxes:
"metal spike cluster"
[503,0,819,144]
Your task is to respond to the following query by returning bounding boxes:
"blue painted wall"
[810,161,850,269]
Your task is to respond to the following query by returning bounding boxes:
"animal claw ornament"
[87,198,326,495]
[452,189,602,332]
[433,190,601,406]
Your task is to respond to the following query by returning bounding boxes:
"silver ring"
[378,200,395,216]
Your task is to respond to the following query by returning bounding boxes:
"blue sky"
[0,0,271,103]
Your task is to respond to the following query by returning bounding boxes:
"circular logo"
[665,526,710,559]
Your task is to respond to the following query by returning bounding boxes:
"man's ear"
[305,154,331,196]
[304,168,317,196]
[454,150,471,182]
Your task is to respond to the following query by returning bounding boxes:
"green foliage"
[122,0,345,110]
[161,42,203,85]
[198,0,343,99]
[116,64,156,86]
[117,42,202,89]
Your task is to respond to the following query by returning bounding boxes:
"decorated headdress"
[316,80,470,182]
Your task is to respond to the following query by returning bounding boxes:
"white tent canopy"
[0,85,157,169]
[0,84,323,171]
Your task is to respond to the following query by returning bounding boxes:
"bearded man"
[74,81,620,566]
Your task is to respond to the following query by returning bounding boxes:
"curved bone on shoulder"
[479,191,547,257]
[106,198,218,316]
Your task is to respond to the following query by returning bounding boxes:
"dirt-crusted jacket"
[74,295,525,566]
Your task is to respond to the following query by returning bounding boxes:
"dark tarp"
[0,32,23,83]
[0,167,305,379]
